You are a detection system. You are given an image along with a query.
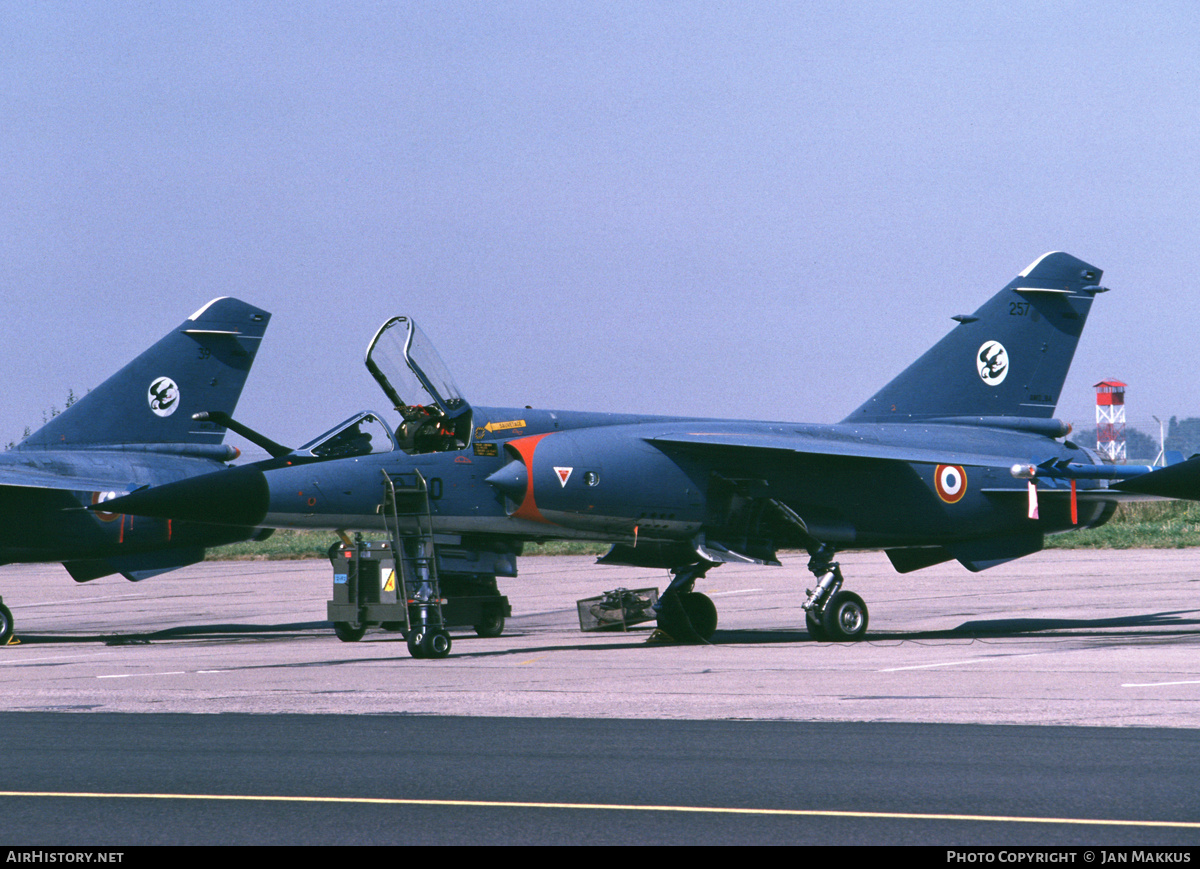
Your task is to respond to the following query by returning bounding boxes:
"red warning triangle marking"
[554,467,573,487]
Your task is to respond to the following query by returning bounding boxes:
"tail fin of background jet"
[845,252,1106,424]
[19,298,270,450]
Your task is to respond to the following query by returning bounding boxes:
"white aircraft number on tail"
[148,376,180,417]
[976,341,1008,387]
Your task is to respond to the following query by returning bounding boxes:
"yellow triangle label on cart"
[383,569,396,592]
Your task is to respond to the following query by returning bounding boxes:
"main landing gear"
[652,507,871,643]
[768,500,869,641]
[801,544,869,642]
[653,562,719,643]
[652,544,871,643]
[0,598,13,646]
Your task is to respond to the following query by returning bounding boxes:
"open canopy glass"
[365,316,470,421]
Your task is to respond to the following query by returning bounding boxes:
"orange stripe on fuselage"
[507,432,555,524]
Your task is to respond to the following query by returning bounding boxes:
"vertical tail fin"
[845,252,1106,424]
[19,298,270,449]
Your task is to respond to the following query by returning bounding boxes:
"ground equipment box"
[576,587,659,632]
[328,539,511,642]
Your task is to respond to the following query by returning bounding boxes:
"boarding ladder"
[380,469,451,657]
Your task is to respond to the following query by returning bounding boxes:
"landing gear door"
[366,317,472,449]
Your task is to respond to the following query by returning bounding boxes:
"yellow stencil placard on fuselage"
[476,420,527,439]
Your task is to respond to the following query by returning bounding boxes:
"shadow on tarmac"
[7,608,1200,653]
[8,621,330,645]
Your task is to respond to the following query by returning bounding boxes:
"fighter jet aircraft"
[98,252,1200,653]
[0,297,271,643]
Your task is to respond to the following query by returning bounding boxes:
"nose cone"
[93,465,270,527]
[485,459,528,500]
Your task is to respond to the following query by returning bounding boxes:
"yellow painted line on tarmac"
[0,790,1197,830]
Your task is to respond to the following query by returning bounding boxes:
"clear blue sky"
[2,2,1197,453]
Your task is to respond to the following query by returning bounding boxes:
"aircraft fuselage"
[156,405,1113,563]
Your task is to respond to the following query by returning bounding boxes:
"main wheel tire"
[820,591,868,641]
[474,608,505,638]
[407,630,427,658]
[805,609,828,641]
[679,592,718,641]
[421,630,452,658]
[333,621,366,642]
[0,603,13,645]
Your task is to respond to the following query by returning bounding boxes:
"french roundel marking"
[935,464,967,503]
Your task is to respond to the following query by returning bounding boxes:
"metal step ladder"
[380,469,452,658]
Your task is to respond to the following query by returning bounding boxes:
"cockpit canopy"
[296,412,397,459]
[366,317,469,421]
[286,319,470,460]
[363,316,473,453]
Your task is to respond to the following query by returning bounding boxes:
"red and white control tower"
[1094,380,1127,463]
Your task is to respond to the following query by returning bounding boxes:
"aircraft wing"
[651,430,1186,512]
[0,461,136,495]
[650,430,1026,469]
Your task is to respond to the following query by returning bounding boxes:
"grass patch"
[205,529,339,561]
[205,530,608,561]
[521,540,609,556]
[1046,500,1200,549]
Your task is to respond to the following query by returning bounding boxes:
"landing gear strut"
[801,544,869,641]
[654,562,718,643]
[767,501,869,641]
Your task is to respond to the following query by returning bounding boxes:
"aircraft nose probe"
[86,465,272,527]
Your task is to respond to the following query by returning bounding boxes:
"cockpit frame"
[362,316,473,454]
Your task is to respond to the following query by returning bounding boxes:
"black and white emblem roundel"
[148,376,180,417]
[935,464,967,503]
[976,341,1008,386]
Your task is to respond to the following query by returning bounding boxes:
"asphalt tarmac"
[4,713,1199,846]
[2,549,1199,845]
[1,549,1199,724]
